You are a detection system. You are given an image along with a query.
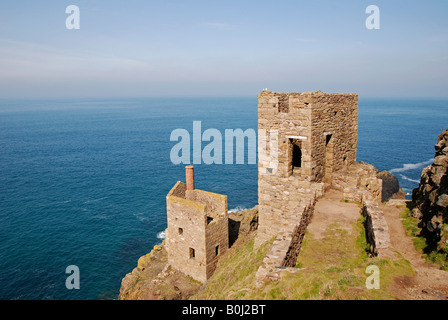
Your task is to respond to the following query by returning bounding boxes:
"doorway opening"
[290,139,302,175]
[324,134,334,184]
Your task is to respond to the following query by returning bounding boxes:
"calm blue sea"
[0,97,447,299]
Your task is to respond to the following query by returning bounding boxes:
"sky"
[0,0,447,99]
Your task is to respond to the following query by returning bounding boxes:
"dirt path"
[382,202,448,300]
[308,189,362,240]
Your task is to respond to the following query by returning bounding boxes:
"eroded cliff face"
[118,243,204,300]
[118,207,259,300]
[413,129,448,254]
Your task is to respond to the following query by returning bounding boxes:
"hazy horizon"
[1,0,448,99]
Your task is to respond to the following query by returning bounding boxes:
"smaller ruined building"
[165,166,229,283]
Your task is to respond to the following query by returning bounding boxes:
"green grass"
[247,219,414,300]
[341,199,363,206]
[192,216,415,300]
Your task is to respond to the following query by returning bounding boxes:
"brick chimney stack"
[186,165,194,191]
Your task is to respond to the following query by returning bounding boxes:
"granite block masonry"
[255,90,359,247]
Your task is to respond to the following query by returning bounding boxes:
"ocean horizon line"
[1,95,448,102]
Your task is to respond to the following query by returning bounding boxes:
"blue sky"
[0,0,447,98]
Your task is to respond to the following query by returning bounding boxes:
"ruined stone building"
[165,166,229,283]
[165,90,359,283]
[256,90,359,247]
[120,89,402,297]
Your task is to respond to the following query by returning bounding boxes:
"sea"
[0,97,446,300]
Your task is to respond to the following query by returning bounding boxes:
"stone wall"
[256,178,324,247]
[281,202,314,267]
[310,93,358,183]
[205,214,229,279]
[332,161,383,203]
[257,90,357,182]
[361,198,393,258]
[255,195,317,287]
[186,189,228,218]
[166,181,228,283]
[257,90,313,181]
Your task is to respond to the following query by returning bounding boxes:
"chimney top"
[185,165,194,191]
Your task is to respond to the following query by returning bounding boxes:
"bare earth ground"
[309,189,448,300]
[308,189,361,241]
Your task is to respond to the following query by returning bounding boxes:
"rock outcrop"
[118,243,203,300]
[377,170,406,202]
[228,206,259,247]
[412,129,448,254]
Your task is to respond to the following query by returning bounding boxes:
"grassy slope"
[193,218,415,300]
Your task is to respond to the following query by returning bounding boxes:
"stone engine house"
[165,166,229,283]
[256,90,359,246]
